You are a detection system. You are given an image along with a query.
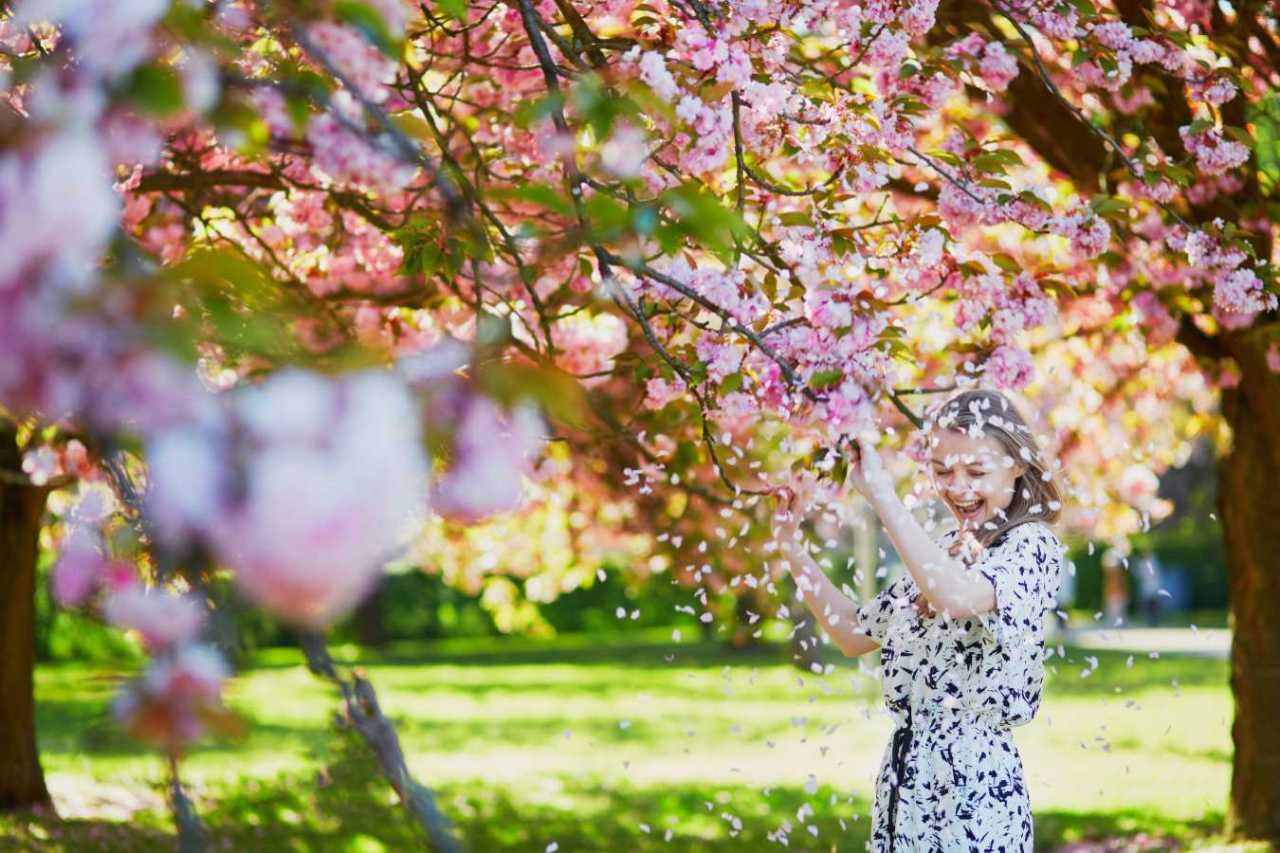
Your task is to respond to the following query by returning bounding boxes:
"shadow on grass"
[0,733,1229,853]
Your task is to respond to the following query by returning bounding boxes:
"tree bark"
[0,425,52,812]
[1218,327,1280,843]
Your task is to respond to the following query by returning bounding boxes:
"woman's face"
[928,429,1024,529]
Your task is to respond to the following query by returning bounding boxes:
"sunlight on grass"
[19,634,1234,851]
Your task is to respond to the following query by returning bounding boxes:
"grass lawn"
[0,629,1252,852]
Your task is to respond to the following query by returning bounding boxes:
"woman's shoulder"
[1008,519,1060,542]
[990,520,1063,555]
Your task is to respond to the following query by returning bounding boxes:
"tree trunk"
[1218,329,1280,844]
[0,425,52,812]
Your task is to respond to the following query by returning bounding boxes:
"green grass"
[1,630,1247,851]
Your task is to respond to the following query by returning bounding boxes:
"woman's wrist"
[863,478,900,515]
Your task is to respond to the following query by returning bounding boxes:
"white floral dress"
[853,521,1065,852]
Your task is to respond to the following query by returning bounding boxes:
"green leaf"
[1163,163,1194,187]
[808,368,843,390]
[778,211,813,227]
[972,151,1018,173]
[123,64,184,117]
[1250,92,1280,196]
[495,183,575,217]
[659,183,752,258]
[335,0,402,55]
[992,253,1021,273]
[1090,196,1130,219]
[514,93,566,129]
[436,0,467,20]
[1223,125,1252,145]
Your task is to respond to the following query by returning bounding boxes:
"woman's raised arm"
[774,484,880,658]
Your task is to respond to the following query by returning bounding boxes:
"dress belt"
[885,709,913,853]
[883,705,1007,851]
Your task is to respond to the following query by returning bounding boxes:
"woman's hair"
[922,387,1062,548]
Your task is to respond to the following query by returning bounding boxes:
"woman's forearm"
[870,491,996,618]
[781,533,879,657]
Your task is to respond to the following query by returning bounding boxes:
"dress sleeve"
[973,522,1063,648]
[854,574,914,646]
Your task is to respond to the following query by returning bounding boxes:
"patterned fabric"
[853,521,1065,852]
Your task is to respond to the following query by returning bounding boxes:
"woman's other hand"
[843,435,896,505]
[773,468,819,543]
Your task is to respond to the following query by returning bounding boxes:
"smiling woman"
[775,386,1067,852]
[927,389,1064,549]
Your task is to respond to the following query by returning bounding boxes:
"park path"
[1052,625,1231,659]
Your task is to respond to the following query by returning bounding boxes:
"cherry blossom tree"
[1,0,1279,844]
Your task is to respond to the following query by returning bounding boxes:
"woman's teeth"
[954,499,983,515]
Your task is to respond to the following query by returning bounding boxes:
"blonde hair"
[923,388,1062,548]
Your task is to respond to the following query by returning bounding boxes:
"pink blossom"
[1118,464,1159,509]
[178,49,220,113]
[145,370,430,629]
[1192,77,1238,106]
[866,29,910,69]
[644,376,688,410]
[954,298,987,334]
[51,531,118,608]
[821,380,874,433]
[984,345,1034,389]
[307,108,417,194]
[433,398,546,522]
[1052,212,1111,259]
[804,288,852,330]
[599,124,649,179]
[304,22,398,103]
[1131,291,1179,346]
[1214,267,1278,316]
[1180,125,1250,175]
[0,130,119,292]
[16,0,168,78]
[102,587,205,652]
[1266,344,1280,373]
[113,643,232,751]
[634,50,680,102]
[978,42,1019,92]
[551,312,628,386]
[900,0,940,37]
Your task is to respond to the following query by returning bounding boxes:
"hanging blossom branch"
[287,22,468,219]
[169,755,209,853]
[298,634,463,852]
[985,0,1197,231]
[512,0,811,498]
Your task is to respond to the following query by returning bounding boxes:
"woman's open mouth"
[951,498,985,521]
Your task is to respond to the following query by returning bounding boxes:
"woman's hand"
[843,435,897,505]
[773,469,819,544]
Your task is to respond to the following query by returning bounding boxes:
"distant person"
[1101,548,1130,627]
[1134,551,1164,627]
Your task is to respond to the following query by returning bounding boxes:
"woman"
[775,388,1065,852]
